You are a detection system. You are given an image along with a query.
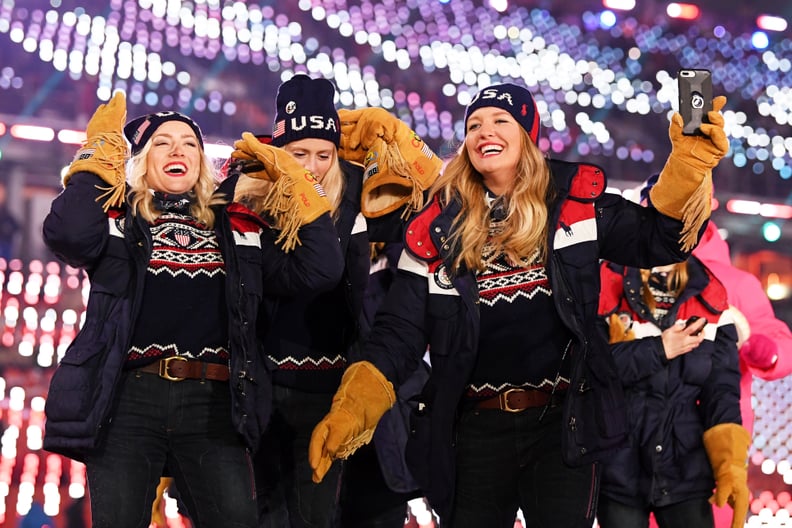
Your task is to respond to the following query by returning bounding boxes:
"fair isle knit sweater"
[124,196,229,369]
[263,279,351,393]
[465,197,572,400]
[465,250,572,400]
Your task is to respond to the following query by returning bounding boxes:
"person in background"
[691,220,792,528]
[233,74,437,528]
[630,177,792,528]
[338,240,428,528]
[597,256,747,528]
[307,82,730,527]
[41,92,343,528]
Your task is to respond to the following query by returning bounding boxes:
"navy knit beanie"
[464,83,540,145]
[124,111,204,155]
[271,74,340,147]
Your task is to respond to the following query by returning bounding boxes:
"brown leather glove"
[608,313,635,344]
[649,96,729,251]
[232,132,332,251]
[703,423,751,528]
[150,477,172,528]
[309,361,396,483]
[338,108,442,218]
[64,92,128,211]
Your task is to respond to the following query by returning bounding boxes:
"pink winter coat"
[692,221,792,436]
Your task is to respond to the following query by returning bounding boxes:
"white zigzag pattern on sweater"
[466,376,570,395]
[268,354,346,368]
[127,343,228,360]
[147,217,225,278]
[477,265,551,307]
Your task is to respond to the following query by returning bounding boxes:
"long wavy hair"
[234,148,346,221]
[127,139,225,228]
[428,127,554,274]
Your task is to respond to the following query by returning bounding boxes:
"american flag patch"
[273,120,286,138]
[313,182,327,197]
[174,230,191,247]
[420,142,433,159]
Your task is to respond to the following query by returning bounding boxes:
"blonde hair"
[232,174,273,217]
[639,261,690,312]
[318,151,345,220]
[234,148,346,222]
[127,139,225,228]
[428,129,553,274]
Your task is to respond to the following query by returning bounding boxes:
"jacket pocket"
[679,349,711,386]
[672,412,706,481]
[404,379,435,493]
[236,249,264,298]
[554,243,601,305]
[45,316,119,423]
[425,296,461,357]
[374,360,430,493]
[405,407,431,493]
[565,358,628,465]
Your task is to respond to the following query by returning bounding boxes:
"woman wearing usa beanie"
[240,73,425,528]
[41,92,343,527]
[308,81,731,527]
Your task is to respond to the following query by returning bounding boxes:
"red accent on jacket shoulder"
[227,202,269,232]
[405,196,442,261]
[569,164,606,201]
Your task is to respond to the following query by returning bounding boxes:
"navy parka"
[263,158,405,392]
[41,171,344,461]
[597,257,741,508]
[358,159,700,520]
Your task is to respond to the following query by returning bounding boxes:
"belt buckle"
[499,388,523,413]
[159,356,188,381]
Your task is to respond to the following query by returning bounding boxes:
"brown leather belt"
[136,357,230,382]
[474,388,556,413]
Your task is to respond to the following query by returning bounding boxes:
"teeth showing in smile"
[164,163,187,174]
[481,145,502,155]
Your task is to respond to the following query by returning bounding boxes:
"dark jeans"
[339,442,416,528]
[450,404,597,528]
[85,370,257,528]
[255,385,343,528]
[597,495,714,528]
